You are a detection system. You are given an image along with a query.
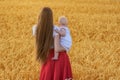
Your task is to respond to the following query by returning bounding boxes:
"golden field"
[0,0,120,80]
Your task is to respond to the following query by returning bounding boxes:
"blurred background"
[0,0,120,80]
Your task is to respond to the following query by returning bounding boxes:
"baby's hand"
[55,29,60,34]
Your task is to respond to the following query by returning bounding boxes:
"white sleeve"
[32,25,37,36]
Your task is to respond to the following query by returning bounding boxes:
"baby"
[52,16,72,60]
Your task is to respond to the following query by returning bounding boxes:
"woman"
[35,7,72,80]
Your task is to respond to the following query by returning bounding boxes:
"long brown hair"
[36,7,53,63]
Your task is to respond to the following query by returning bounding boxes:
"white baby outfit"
[59,27,72,51]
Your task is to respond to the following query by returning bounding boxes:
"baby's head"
[58,16,68,27]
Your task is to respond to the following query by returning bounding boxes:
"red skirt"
[39,49,72,80]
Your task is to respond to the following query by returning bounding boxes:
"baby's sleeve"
[32,25,37,36]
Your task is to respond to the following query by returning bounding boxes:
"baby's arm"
[55,28,66,37]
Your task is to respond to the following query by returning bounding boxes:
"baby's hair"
[58,16,68,25]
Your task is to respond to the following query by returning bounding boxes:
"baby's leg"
[55,33,66,52]
[52,52,59,60]
[52,33,66,60]
[52,33,60,60]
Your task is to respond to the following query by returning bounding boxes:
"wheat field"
[0,0,120,80]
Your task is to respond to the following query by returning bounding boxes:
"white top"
[59,27,72,51]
